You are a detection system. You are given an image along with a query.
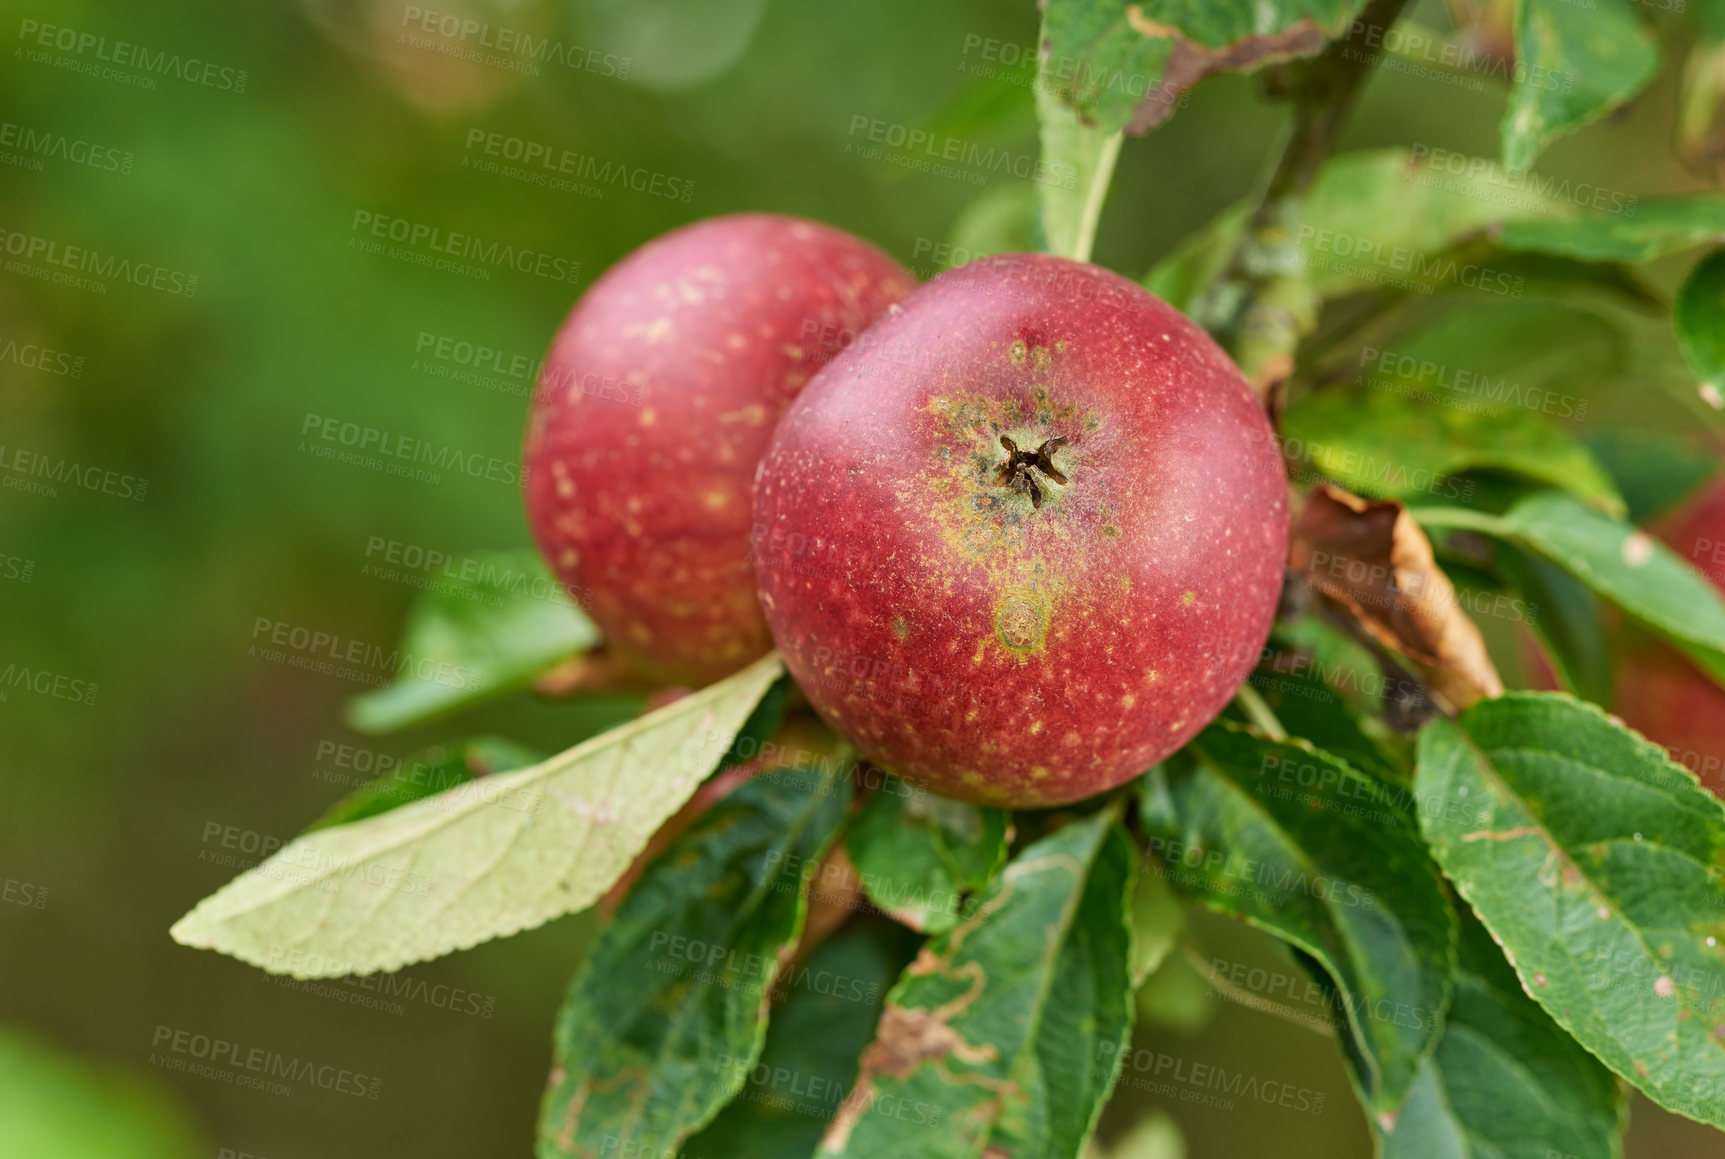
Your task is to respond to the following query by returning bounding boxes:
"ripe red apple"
[751,253,1288,807]
[1613,478,1725,798]
[525,214,913,685]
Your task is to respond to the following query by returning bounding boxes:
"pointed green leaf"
[170,653,784,976]
[1136,722,1456,1115]
[1500,0,1658,173]
[1415,693,1725,1130]
[683,921,920,1159]
[1585,429,1720,525]
[344,548,600,734]
[818,809,1134,1158]
[1497,195,1725,263]
[845,775,1009,934]
[538,767,852,1158]
[1378,902,1626,1159]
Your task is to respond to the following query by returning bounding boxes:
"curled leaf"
[1291,485,1504,711]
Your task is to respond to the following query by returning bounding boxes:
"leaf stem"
[1405,506,1511,537]
[1234,682,1289,740]
[1191,0,1415,396]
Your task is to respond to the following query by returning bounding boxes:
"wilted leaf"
[819,809,1134,1158]
[1378,902,1626,1159]
[684,921,920,1159]
[538,768,852,1159]
[1416,693,1725,1130]
[845,774,1009,934]
[1040,0,1371,136]
[345,548,600,734]
[1496,195,1725,263]
[305,736,544,832]
[1292,486,1505,711]
[170,653,784,977]
[1136,723,1456,1116]
[1499,0,1658,174]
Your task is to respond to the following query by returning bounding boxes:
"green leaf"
[1458,492,1725,686]
[1244,665,1405,783]
[1678,249,1725,399]
[1500,0,1659,173]
[683,921,920,1159]
[948,183,1043,269]
[1039,0,1370,137]
[1378,902,1626,1159]
[170,653,784,976]
[1585,429,1720,525]
[1147,148,1557,312]
[0,1027,200,1159]
[304,736,543,832]
[1494,544,1612,706]
[1282,379,1623,516]
[1415,693,1725,1130]
[1135,722,1456,1116]
[845,774,1009,934]
[344,549,600,734]
[818,809,1135,1158]
[1129,862,1183,986]
[538,767,852,1159]
[1034,82,1121,262]
[1497,195,1725,263]
[1677,15,1725,173]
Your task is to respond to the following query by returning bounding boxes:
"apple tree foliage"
[174,0,1725,1155]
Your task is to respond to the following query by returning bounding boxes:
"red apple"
[751,253,1288,807]
[525,214,913,685]
[1613,478,1725,798]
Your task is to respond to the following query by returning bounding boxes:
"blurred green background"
[0,0,1718,1154]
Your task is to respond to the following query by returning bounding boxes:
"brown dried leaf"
[1291,484,1504,711]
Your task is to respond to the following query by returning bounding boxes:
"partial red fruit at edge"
[524,214,913,685]
[1614,478,1725,798]
[752,253,1288,807]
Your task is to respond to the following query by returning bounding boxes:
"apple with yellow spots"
[524,213,913,685]
[751,253,1288,807]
